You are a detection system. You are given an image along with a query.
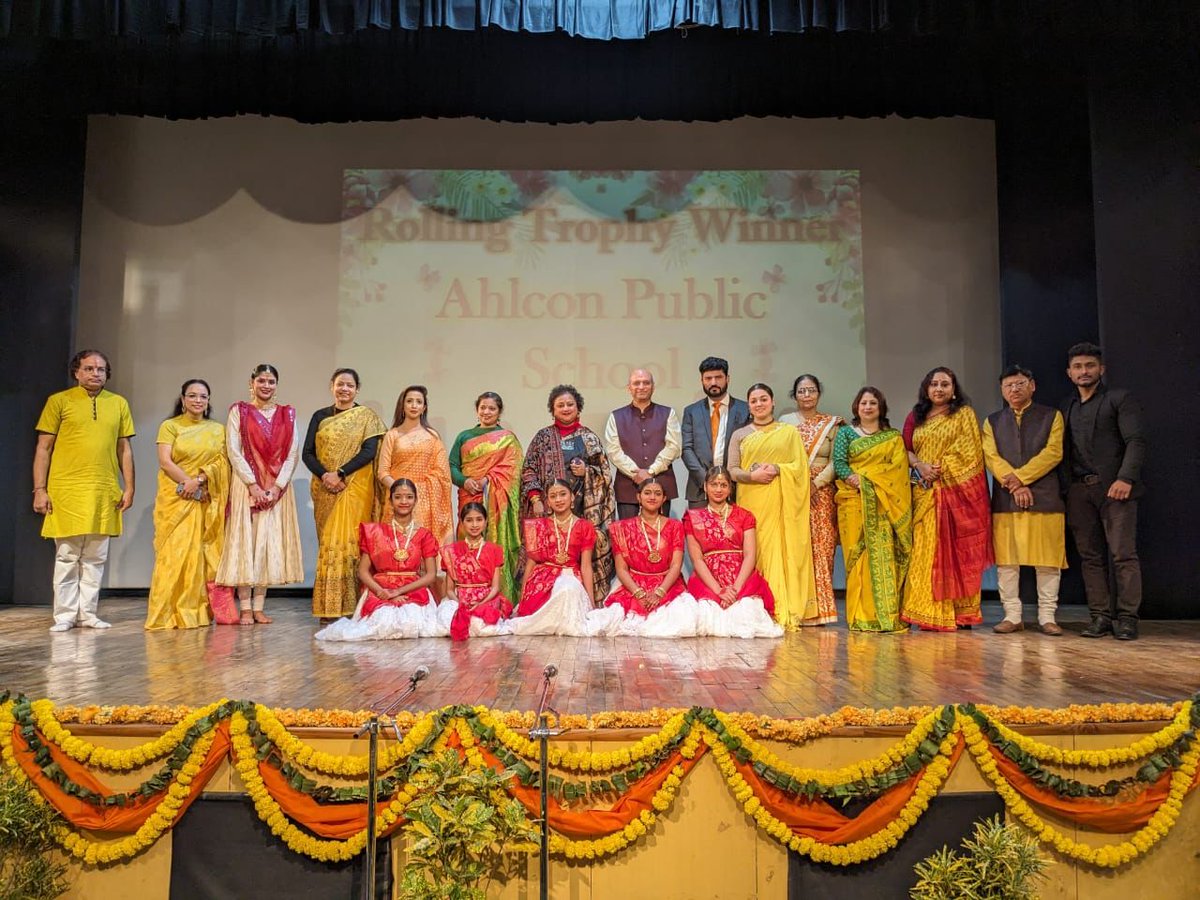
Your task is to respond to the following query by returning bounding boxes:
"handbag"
[206,581,240,625]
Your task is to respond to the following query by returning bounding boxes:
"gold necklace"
[390,518,415,562]
[638,514,664,563]
[706,503,734,539]
[552,514,576,564]
[466,535,485,561]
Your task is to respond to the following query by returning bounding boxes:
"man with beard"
[1061,342,1146,640]
[604,368,682,520]
[680,357,752,509]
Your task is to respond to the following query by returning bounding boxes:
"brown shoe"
[992,620,1024,634]
[1039,622,1064,636]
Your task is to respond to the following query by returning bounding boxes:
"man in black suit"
[680,357,752,509]
[1061,342,1146,640]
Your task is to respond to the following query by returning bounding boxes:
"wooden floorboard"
[1,598,1197,715]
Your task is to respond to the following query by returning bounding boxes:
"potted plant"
[0,767,70,900]
[911,815,1048,900]
[400,750,541,900]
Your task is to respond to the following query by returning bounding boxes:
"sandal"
[239,611,255,626]
[252,611,273,624]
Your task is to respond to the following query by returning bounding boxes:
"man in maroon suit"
[603,368,681,519]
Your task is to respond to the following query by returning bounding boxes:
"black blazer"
[680,396,751,504]
[1059,386,1146,498]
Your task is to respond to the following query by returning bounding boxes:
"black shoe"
[1080,617,1113,638]
[1114,619,1139,641]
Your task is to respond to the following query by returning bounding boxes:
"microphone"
[410,665,431,685]
[543,664,558,680]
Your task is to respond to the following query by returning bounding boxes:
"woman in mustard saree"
[146,380,230,630]
[448,391,524,603]
[303,368,386,619]
[727,383,817,630]
[901,367,993,631]
[833,387,912,633]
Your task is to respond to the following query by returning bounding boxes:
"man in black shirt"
[1061,343,1146,640]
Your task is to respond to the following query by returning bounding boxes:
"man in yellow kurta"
[982,365,1067,636]
[32,350,135,632]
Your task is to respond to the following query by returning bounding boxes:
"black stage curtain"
[789,791,1005,898]
[169,794,391,899]
[2,0,1198,40]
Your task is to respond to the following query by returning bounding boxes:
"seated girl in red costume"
[508,479,597,636]
[315,479,454,641]
[443,502,512,641]
[683,467,783,638]
[588,478,703,637]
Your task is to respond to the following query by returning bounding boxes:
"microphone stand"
[355,667,428,900]
[528,665,565,900]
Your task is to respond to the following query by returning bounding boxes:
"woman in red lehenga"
[683,467,784,638]
[315,479,453,641]
[509,480,596,636]
[443,502,512,641]
[588,479,701,637]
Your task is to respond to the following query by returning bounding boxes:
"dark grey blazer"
[1059,386,1146,498]
[680,396,752,504]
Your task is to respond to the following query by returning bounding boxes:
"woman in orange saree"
[377,385,453,546]
[448,391,523,603]
[900,367,993,631]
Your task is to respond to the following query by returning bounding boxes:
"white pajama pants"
[52,535,110,626]
[996,564,1060,626]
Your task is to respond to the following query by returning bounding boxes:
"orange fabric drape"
[732,736,965,844]
[10,721,230,833]
[986,743,1200,833]
[253,757,409,840]
[475,742,707,839]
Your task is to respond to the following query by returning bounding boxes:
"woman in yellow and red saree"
[448,391,523,603]
[833,388,912,633]
[900,368,993,631]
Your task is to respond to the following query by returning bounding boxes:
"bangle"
[653,586,666,597]
[32,486,46,493]
[634,589,647,599]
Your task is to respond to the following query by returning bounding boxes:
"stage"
[2,597,1197,715]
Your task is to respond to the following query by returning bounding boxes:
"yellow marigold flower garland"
[229,711,414,863]
[959,711,1200,868]
[703,721,960,865]
[30,698,227,771]
[476,706,688,773]
[713,708,942,787]
[982,701,1193,768]
[546,727,702,861]
[0,700,219,866]
[252,704,437,777]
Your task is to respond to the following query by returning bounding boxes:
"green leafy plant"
[910,815,1048,900]
[400,750,540,900]
[0,767,70,900]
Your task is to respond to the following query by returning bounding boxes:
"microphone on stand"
[534,664,558,721]
[409,665,431,687]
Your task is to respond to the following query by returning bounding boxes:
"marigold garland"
[959,711,1200,868]
[4,694,1200,870]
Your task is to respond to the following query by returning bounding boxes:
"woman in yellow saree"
[302,369,386,618]
[448,391,524,603]
[901,368,993,631]
[833,388,912,633]
[146,380,230,630]
[727,383,817,630]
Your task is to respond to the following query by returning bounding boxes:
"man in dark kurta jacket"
[603,368,681,520]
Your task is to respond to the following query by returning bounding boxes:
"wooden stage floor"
[1,598,1197,716]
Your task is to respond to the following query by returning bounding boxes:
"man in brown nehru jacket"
[982,365,1068,636]
[603,368,681,519]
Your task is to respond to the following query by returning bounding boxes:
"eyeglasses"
[795,388,819,395]
[1001,380,1031,392]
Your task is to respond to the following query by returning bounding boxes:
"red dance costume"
[683,506,777,616]
[517,516,596,616]
[605,517,686,616]
[357,522,438,618]
[441,540,512,641]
